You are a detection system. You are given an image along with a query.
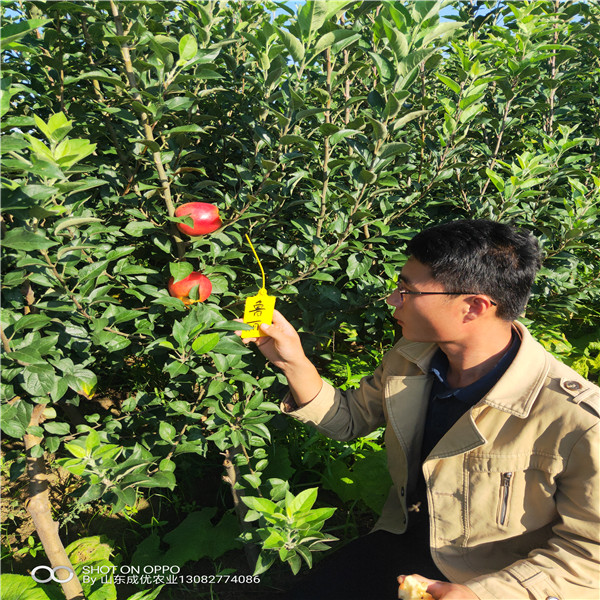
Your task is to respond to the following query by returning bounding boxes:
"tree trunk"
[24,404,85,600]
[222,447,260,568]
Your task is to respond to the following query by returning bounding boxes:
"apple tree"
[1,1,598,598]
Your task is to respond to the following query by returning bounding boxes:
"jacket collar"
[483,322,549,418]
[393,338,438,373]
[393,321,550,418]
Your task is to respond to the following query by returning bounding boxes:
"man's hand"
[235,309,323,407]
[398,575,479,600]
[235,309,306,370]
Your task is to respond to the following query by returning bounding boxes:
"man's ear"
[463,295,495,322]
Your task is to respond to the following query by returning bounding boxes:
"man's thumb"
[259,322,272,334]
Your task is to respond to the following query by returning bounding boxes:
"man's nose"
[387,289,402,307]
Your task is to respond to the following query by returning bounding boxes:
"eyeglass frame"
[395,288,497,306]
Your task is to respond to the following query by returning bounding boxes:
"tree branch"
[108,0,186,259]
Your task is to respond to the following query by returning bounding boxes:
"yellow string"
[245,234,266,291]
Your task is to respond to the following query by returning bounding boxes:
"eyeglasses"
[395,288,497,306]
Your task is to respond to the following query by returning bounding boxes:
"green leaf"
[164,361,190,377]
[91,330,131,352]
[267,478,290,501]
[0,18,50,47]
[357,168,377,184]
[313,30,360,55]
[178,34,198,62]
[85,430,101,452]
[0,406,27,439]
[279,134,315,151]
[298,1,350,40]
[243,473,262,489]
[384,25,409,61]
[0,132,28,154]
[192,332,220,354]
[212,336,252,356]
[147,471,177,490]
[242,496,279,514]
[436,73,461,94]
[0,78,14,119]
[262,530,285,549]
[123,586,166,600]
[26,159,66,180]
[54,217,103,234]
[63,70,125,88]
[329,129,360,146]
[35,112,73,144]
[0,574,57,600]
[165,124,206,135]
[169,262,194,283]
[276,28,305,63]
[287,487,318,515]
[244,422,271,442]
[65,443,88,459]
[22,364,57,396]
[287,553,302,575]
[395,109,429,128]
[253,552,276,576]
[44,421,70,435]
[378,142,411,160]
[114,486,138,510]
[367,116,387,140]
[123,221,156,237]
[19,184,58,202]
[1,228,58,251]
[159,421,177,443]
[54,138,96,168]
[369,51,395,84]
[346,254,371,279]
[486,168,505,192]
[12,314,52,333]
[459,103,486,124]
[155,508,241,566]
[422,21,464,47]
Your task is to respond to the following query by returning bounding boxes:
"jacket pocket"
[465,454,560,547]
[496,471,513,528]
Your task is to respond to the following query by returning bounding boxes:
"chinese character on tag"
[241,288,276,338]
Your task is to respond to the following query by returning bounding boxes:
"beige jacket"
[284,322,599,599]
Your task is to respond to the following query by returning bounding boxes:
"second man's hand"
[235,309,323,407]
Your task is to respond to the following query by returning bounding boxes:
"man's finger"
[397,574,436,599]
[258,322,277,338]
[271,309,286,323]
[398,574,432,584]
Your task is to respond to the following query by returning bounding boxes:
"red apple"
[168,272,212,304]
[175,202,222,236]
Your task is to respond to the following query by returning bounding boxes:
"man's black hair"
[406,219,542,321]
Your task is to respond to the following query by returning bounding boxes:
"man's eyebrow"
[399,274,412,285]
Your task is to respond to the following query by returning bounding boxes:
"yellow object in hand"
[241,288,276,338]
[241,234,276,338]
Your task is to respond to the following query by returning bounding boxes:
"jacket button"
[400,487,405,496]
[546,597,559,600]
[564,380,582,391]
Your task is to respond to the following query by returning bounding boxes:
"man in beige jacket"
[238,220,599,600]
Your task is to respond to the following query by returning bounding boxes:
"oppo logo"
[31,565,75,584]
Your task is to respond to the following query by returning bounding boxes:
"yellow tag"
[241,234,276,338]
[241,288,276,338]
